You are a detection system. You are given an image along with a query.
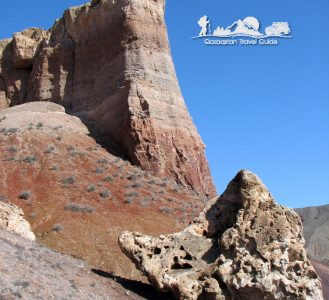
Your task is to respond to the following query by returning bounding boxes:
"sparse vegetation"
[50,165,59,171]
[23,156,37,164]
[125,197,134,205]
[97,158,108,165]
[36,122,43,129]
[94,167,104,174]
[87,184,96,192]
[62,176,75,186]
[29,212,36,219]
[8,146,17,153]
[52,224,63,232]
[103,176,114,182]
[130,182,142,188]
[44,145,55,154]
[125,191,139,198]
[160,206,172,214]
[65,203,94,213]
[99,189,111,199]
[19,191,31,200]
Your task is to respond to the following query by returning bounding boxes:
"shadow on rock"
[91,269,174,300]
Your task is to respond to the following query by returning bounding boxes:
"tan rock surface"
[0,202,35,241]
[0,0,216,197]
[119,170,323,300]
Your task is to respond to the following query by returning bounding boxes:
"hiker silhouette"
[198,16,210,36]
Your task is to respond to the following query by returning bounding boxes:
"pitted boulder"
[119,170,323,300]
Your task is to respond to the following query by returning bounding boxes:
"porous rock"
[0,202,36,241]
[119,170,323,300]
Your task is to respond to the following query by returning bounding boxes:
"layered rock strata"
[0,0,216,196]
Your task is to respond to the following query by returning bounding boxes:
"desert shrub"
[23,156,37,164]
[125,197,134,205]
[62,176,75,186]
[97,158,108,165]
[125,191,139,198]
[44,145,55,154]
[36,122,43,129]
[130,182,142,188]
[29,212,36,218]
[65,203,94,213]
[103,176,114,182]
[52,224,63,232]
[50,165,59,171]
[140,198,150,207]
[99,189,111,199]
[147,178,156,185]
[158,189,165,195]
[94,167,104,174]
[126,174,138,181]
[87,184,96,192]
[19,191,31,200]
[56,136,63,141]
[8,146,17,153]
[160,206,172,214]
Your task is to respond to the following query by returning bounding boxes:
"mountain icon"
[194,16,292,39]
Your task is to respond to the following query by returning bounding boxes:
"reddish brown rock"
[0,0,216,197]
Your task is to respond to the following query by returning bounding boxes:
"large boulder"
[119,170,323,300]
[0,202,35,241]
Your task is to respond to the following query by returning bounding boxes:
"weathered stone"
[119,170,323,300]
[0,202,35,241]
[0,0,216,197]
[12,28,47,69]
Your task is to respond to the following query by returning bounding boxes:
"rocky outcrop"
[295,205,329,266]
[119,170,323,300]
[0,0,216,197]
[0,202,35,241]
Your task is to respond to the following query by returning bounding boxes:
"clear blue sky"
[1,1,328,208]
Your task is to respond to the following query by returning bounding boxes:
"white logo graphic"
[194,16,292,46]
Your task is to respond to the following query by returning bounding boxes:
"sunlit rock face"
[0,0,216,197]
[120,170,324,300]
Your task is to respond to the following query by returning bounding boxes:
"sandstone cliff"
[120,170,324,300]
[0,0,215,197]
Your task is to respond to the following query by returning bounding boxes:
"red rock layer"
[0,0,216,197]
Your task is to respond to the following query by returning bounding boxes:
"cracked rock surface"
[0,201,36,241]
[119,170,323,300]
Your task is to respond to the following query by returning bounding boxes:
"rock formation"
[0,101,204,279]
[0,229,147,300]
[295,205,329,266]
[119,170,324,300]
[0,0,216,197]
[0,202,35,241]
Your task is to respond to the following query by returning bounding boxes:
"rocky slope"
[0,229,148,300]
[0,0,215,197]
[120,170,324,300]
[0,101,205,280]
[295,205,329,266]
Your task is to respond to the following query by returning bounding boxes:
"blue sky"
[1,1,328,208]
